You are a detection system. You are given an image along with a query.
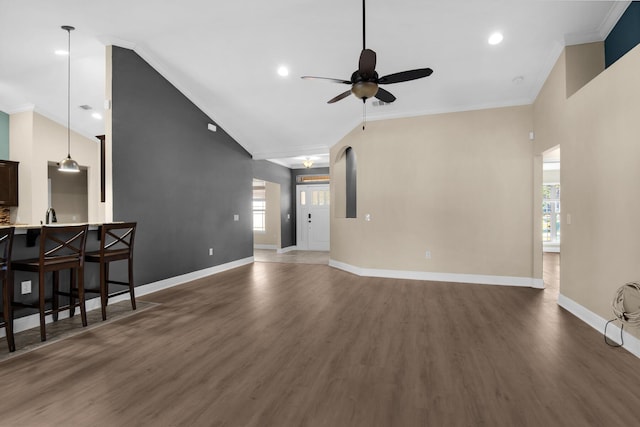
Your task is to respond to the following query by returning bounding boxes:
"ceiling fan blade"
[375,87,396,103]
[378,68,433,84]
[328,90,353,104]
[358,49,377,76]
[301,76,351,84]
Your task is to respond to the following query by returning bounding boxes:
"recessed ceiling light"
[277,66,289,77]
[55,50,69,55]
[91,112,102,120]
[512,76,524,84]
[488,32,504,45]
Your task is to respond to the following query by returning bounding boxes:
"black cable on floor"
[604,318,623,347]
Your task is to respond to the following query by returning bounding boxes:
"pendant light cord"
[66,26,71,158]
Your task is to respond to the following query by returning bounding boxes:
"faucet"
[46,207,57,224]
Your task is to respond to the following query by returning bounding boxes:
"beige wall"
[565,42,605,98]
[254,180,281,247]
[532,42,640,338]
[331,105,535,280]
[9,110,102,225]
[561,44,640,334]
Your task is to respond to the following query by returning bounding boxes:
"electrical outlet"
[21,280,32,295]
[209,248,214,256]
[425,251,431,259]
[233,214,239,221]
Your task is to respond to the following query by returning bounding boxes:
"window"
[253,199,266,232]
[542,184,560,243]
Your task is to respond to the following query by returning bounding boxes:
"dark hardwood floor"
[1,254,639,426]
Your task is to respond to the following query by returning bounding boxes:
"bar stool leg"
[52,271,60,322]
[38,270,47,342]
[100,262,107,320]
[78,267,87,327]
[128,259,136,310]
[3,272,15,352]
[69,267,77,318]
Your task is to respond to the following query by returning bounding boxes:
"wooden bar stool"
[12,224,89,342]
[1,227,16,352]
[84,222,137,320]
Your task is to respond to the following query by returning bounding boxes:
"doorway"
[542,147,560,253]
[542,146,560,294]
[47,164,88,223]
[296,184,330,251]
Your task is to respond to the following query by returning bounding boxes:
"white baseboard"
[277,246,297,254]
[254,244,278,250]
[329,259,545,289]
[2,256,254,338]
[558,293,640,359]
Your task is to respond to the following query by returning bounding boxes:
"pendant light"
[58,25,80,173]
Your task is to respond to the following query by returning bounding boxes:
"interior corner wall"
[253,159,294,248]
[330,106,534,280]
[111,46,253,286]
[565,42,605,98]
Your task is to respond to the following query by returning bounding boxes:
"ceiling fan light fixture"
[351,81,378,100]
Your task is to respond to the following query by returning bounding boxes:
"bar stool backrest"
[100,222,136,260]
[40,225,88,265]
[0,227,14,273]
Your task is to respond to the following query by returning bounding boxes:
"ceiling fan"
[302,0,433,105]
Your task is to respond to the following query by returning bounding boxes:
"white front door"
[297,185,330,251]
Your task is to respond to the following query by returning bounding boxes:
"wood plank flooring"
[1,254,640,426]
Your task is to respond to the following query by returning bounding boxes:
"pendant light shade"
[59,155,80,172]
[59,25,80,173]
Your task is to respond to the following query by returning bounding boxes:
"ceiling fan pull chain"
[363,100,366,130]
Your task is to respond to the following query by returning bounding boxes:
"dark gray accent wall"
[112,47,253,286]
[290,167,330,246]
[253,159,294,248]
[605,1,640,68]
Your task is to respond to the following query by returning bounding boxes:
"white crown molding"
[597,1,632,39]
[329,259,544,289]
[4,103,35,114]
[558,293,640,359]
[96,35,137,50]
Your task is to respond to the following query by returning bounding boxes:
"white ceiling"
[0,1,630,168]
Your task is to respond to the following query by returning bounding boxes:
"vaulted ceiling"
[0,1,630,168]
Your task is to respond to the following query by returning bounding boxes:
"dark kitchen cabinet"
[0,160,18,206]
